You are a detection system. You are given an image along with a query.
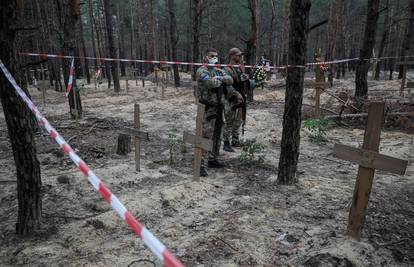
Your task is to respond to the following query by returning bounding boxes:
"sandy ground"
[0,71,413,267]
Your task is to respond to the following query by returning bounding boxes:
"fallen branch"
[378,238,408,247]
[321,88,360,111]
[326,111,414,119]
[42,212,103,220]
[216,237,239,252]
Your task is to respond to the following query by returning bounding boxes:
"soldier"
[196,48,237,177]
[223,48,264,152]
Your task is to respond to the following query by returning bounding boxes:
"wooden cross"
[313,82,329,119]
[333,102,408,240]
[123,104,149,171]
[183,104,213,181]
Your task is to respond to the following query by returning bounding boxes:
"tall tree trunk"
[398,0,414,79]
[269,0,277,66]
[63,0,82,119]
[245,0,258,67]
[245,0,258,101]
[355,0,380,97]
[282,0,291,64]
[375,0,390,80]
[149,0,157,64]
[79,19,91,84]
[0,0,42,235]
[116,1,126,76]
[87,0,98,70]
[192,0,203,80]
[103,0,121,92]
[167,0,180,87]
[277,0,311,185]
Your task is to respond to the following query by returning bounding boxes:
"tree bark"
[103,0,121,92]
[62,0,82,119]
[355,0,380,97]
[282,0,291,64]
[277,0,311,185]
[245,0,258,101]
[397,0,414,79]
[79,19,91,84]
[116,0,126,76]
[375,0,390,80]
[192,0,203,80]
[87,0,98,70]
[117,134,131,155]
[167,0,180,87]
[0,0,42,235]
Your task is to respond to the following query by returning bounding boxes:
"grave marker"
[333,102,408,240]
[183,104,213,181]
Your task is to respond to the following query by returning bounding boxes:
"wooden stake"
[155,67,159,86]
[42,87,46,107]
[126,68,129,94]
[134,104,141,172]
[314,82,328,119]
[315,87,321,119]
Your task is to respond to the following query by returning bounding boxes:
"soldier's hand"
[211,76,223,87]
[240,73,249,81]
[236,92,243,103]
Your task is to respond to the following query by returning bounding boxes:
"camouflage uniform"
[223,66,256,145]
[196,66,236,166]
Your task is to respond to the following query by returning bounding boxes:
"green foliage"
[303,117,334,143]
[239,138,265,164]
[168,133,187,165]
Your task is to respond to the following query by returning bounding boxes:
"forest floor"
[0,71,413,267]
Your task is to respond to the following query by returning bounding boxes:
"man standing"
[223,48,263,152]
[196,48,236,176]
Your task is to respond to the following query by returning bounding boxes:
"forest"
[0,0,413,266]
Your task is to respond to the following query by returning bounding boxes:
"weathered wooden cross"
[183,104,213,181]
[333,102,408,240]
[124,104,149,171]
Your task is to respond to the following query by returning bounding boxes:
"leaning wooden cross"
[123,104,149,172]
[333,102,408,240]
[183,104,213,181]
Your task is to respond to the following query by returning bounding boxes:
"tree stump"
[117,134,131,155]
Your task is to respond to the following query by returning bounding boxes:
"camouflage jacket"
[196,66,237,107]
[224,66,256,98]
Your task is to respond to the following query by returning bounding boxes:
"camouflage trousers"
[201,109,222,167]
[223,105,243,142]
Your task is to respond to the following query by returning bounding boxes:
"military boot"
[208,159,226,168]
[223,141,235,152]
[200,166,208,177]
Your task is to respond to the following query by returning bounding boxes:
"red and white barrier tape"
[18,51,414,71]
[66,57,75,97]
[0,60,184,267]
[18,52,362,69]
[19,52,265,69]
